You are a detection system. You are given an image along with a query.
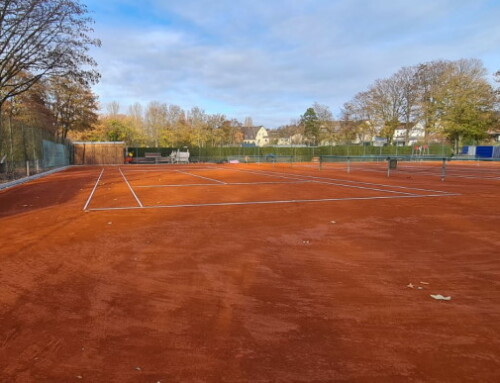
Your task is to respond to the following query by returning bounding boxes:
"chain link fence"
[0,124,71,185]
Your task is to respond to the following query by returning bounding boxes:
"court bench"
[137,152,175,164]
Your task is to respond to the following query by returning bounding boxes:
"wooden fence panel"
[73,142,125,165]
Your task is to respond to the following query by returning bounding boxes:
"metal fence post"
[441,158,446,181]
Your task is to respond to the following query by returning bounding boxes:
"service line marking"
[121,167,221,173]
[134,180,311,188]
[238,168,454,195]
[233,168,423,196]
[119,167,143,207]
[175,170,227,184]
[85,192,461,212]
[83,168,105,211]
[349,166,500,181]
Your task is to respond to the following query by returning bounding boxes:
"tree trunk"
[0,105,3,168]
[8,109,15,176]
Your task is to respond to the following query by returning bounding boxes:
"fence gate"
[73,142,125,165]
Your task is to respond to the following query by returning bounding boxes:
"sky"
[84,0,500,129]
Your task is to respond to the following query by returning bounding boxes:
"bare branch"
[0,0,100,107]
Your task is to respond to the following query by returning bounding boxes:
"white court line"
[398,169,500,180]
[320,162,500,180]
[83,168,104,210]
[234,168,424,196]
[396,165,500,179]
[249,169,418,195]
[394,164,500,175]
[238,168,453,194]
[122,167,221,172]
[135,183,220,188]
[175,170,227,184]
[352,166,500,181]
[134,180,311,188]
[312,180,418,195]
[446,167,500,175]
[85,192,461,211]
[119,167,143,207]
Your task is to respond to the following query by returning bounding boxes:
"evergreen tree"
[301,107,319,145]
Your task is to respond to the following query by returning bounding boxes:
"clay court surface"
[1,161,500,382]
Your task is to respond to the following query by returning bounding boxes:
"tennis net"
[319,155,500,180]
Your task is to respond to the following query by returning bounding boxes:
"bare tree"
[368,77,406,143]
[145,101,167,147]
[128,102,144,134]
[107,101,120,117]
[206,113,225,146]
[394,66,419,145]
[0,0,100,109]
[243,116,253,127]
[188,106,207,148]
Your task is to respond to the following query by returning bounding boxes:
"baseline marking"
[86,193,461,211]
[119,167,143,207]
[175,170,227,184]
[83,168,105,211]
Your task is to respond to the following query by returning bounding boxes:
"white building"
[241,126,269,147]
[393,122,426,146]
[277,133,305,146]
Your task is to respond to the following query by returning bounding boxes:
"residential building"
[241,126,269,147]
[276,133,305,146]
[393,122,426,146]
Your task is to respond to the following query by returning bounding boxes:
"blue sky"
[84,0,500,128]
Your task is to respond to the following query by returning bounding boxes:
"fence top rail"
[72,141,125,145]
[319,155,500,162]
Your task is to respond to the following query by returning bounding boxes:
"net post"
[26,161,30,177]
[347,157,350,174]
[319,156,322,171]
[387,157,390,177]
[441,158,446,181]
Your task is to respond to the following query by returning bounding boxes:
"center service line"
[119,167,144,207]
[83,168,105,211]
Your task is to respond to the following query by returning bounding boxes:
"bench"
[143,152,162,164]
[133,151,189,164]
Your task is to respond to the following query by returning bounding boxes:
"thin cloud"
[86,0,500,126]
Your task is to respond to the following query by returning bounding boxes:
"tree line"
[73,102,251,148]
[278,59,499,152]
[0,0,99,173]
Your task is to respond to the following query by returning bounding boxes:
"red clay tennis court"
[1,161,500,382]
